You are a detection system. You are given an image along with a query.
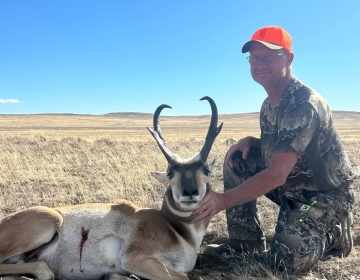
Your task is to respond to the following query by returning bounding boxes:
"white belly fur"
[37,206,135,279]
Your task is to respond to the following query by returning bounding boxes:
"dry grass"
[0,111,359,279]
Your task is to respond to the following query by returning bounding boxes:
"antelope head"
[148,96,223,210]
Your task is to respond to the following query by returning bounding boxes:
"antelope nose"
[182,189,199,197]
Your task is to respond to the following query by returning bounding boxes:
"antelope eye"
[167,171,174,179]
[203,168,210,176]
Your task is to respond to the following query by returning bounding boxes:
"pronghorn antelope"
[0,96,223,280]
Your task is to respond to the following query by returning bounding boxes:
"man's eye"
[265,54,274,60]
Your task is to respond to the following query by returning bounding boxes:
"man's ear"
[287,52,295,65]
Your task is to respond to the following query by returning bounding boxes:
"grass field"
[0,111,359,279]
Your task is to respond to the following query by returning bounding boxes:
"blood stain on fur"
[79,226,90,272]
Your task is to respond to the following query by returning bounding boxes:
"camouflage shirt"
[260,76,355,192]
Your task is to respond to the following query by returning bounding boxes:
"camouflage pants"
[223,148,355,274]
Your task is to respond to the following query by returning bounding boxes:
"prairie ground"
[0,111,359,279]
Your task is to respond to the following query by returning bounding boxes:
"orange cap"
[242,26,292,53]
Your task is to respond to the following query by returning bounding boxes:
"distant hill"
[104,112,153,119]
[0,110,358,119]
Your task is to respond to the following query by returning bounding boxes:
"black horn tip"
[200,96,217,111]
[200,96,213,102]
[155,104,172,113]
[153,104,172,131]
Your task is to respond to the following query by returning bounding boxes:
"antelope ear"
[208,159,216,173]
[151,171,169,185]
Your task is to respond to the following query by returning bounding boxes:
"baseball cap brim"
[242,40,283,53]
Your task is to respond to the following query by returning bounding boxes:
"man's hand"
[225,136,259,167]
[192,190,226,222]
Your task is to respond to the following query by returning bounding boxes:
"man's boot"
[204,201,267,256]
[204,237,266,255]
[334,213,353,257]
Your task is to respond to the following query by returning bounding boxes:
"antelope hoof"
[34,261,55,280]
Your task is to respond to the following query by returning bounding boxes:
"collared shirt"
[260,76,356,192]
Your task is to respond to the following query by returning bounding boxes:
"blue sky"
[1,1,359,115]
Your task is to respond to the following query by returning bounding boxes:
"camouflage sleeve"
[274,102,320,156]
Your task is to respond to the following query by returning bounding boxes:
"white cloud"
[0,99,21,103]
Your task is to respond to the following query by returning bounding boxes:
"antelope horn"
[147,104,177,165]
[199,96,223,162]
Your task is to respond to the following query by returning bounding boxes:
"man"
[193,26,356,274]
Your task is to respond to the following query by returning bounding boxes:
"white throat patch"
[165,196,192,218]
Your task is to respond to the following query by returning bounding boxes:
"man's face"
[248,43,292,88]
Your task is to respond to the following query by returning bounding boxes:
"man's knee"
[223,147,264,191]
